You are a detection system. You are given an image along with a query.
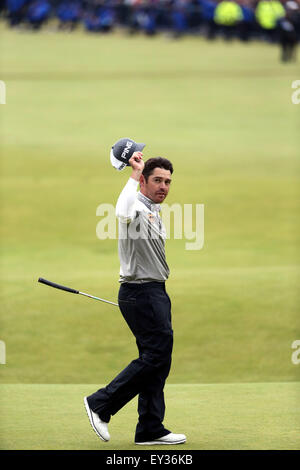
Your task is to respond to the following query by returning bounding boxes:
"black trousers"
[87,281,173,442]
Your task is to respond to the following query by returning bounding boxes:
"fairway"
[0,22,299,451]
[0,382,299,450]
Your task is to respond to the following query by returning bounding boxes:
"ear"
[139,174,145,188]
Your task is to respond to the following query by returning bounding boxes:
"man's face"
[140,167,172,204]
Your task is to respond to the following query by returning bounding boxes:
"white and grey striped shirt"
[115,177,169,284]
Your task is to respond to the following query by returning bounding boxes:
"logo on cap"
[120,141,133,161]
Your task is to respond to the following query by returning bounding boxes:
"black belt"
[121,281,166,290]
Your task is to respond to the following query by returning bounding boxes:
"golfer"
[84,152,186,445]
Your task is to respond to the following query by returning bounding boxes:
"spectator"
[186,0,202,32]
[83,1,115,32]
[199,0,218,39]
[238,0,255,41]
[26,0,51,29]
[56,0,82,31]
[214,0,243,39]
[6,0,29,26]
[134,2,158,35]
[0,0,6,14]
[278,0,299,61]
[171,0,189,37]
[255,0,286,41]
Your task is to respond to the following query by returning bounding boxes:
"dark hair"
[142,157,173,181]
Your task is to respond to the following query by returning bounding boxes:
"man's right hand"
[129,152,144,181]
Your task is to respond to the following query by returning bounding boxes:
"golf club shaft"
[79,291,118,306]
[38,277,118,307]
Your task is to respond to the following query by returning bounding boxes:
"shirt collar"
[137,191,161,214]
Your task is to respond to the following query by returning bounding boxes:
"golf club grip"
[38,278,79,294]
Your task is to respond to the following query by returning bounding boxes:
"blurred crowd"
[1,0,299,59]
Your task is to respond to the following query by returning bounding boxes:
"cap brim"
[110,149,127,171]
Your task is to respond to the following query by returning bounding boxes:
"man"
[84,151,186,446]
[278,1,299,63]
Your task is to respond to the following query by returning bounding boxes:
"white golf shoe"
[84,396,110,442]
[135,432,186,445]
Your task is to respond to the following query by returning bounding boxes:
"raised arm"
[115,152,144,223]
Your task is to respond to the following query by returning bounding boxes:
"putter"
[38,277,119,306]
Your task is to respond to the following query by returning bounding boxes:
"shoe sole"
[135,439,186,445]
[83,397,109,442]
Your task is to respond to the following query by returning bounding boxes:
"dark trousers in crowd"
[279,31,298,62]
[87,281,173,442]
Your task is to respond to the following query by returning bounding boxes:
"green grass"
[0,382,299,450]
[0,23,299,387]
